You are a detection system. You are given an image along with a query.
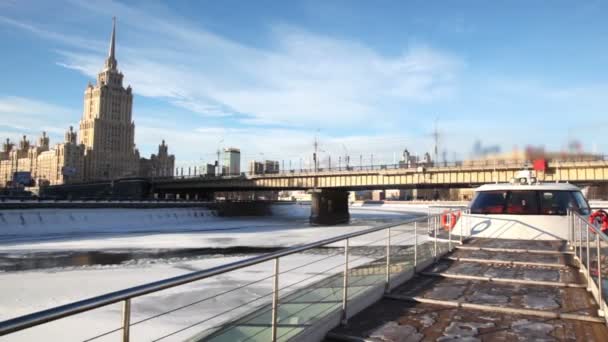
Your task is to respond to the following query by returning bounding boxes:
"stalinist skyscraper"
[79,18,140,180]
[0,18,174,188]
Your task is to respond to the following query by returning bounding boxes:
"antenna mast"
[313,130,319,172]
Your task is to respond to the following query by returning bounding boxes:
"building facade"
[264,160,280,174]
[249,161,264,175]
[0,129,86,187]
[205,163,216,176]
[0,18,174,188]
[223,148,241,175]
[138,140,175,178]
[249,160,279,175]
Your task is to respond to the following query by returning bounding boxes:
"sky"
[0,0,606,168]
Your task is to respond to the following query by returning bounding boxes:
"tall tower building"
[223,148,241,175]
[1,17,173,189]
[79,17,139,180]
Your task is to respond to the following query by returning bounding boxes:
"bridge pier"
[310,189,350,225]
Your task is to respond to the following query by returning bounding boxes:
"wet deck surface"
[391,275,596,316]
[326,238,608,341]
[465,238,568,251]
[447,248,569,265]
[327,301,607,341]
[427,260,584,284]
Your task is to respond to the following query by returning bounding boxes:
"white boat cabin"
[466,179,589,241]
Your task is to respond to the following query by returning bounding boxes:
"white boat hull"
[459,214,572,241]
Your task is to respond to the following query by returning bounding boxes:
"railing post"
[271,257,280,342]
[448,212,452,252]
[568,210,573,249]
[341,238,349,325]
[576,218,583,261]
[122,299,131,342]
[597,233,604,316]
[575,218,580,260]
[427,208,431,235]
[385,228,391,293]
[579,219,584,273]
[460,210,464,245]
[571,210,575,249]
[587,223,591,289]
[414,222,418,270]
[434,215,438,260]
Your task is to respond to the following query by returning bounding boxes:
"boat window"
[571,191,591,215]
[470,191,507,214]
[506,191,539,214]
[539,191,574,215]
[471,189,588,215]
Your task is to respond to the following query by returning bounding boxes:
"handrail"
[572,211,608,241]
[428,204,469,209]
[569,209,608,320]
[0,213,443,337]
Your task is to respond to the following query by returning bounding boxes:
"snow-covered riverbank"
[0,204,418,250]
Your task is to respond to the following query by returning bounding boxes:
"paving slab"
[447,249,570,266]
[464,238,568,252]
[426,260,585,285]
[326,300,608,341]
[391,275,598,316]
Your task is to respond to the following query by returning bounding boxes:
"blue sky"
[0,0,606,168]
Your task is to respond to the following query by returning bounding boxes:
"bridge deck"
[326,238,608,341]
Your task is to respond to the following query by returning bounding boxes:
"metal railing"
[0,210,461,341]
[428,205,471,246]
[569,209,608,319]
[166,156,608,180]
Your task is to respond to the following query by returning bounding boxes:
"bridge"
[152,159,608,223]
[154,159,608,192]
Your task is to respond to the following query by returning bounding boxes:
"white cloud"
[0,96,75,143]
[136,123,437,169]
[0,96,72,117]
[0,1,470,159]
[5,0,607,159]
[0,15,104,52]
[10,1,463,128]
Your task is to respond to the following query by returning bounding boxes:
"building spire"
[109,17,116,59]
[105,17,117,70]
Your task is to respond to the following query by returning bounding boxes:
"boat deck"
[326,238,608,341]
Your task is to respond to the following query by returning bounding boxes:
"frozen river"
[0,202,432,341]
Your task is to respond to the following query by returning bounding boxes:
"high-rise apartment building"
[249,161,264,175]
[223,148,241,175]
[264,160,280,174]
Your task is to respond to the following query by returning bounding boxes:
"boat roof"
[475,182,581,192]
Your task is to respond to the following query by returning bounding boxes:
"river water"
[0,203,422,272]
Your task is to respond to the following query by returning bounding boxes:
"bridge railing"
[0,210,461,341]
[165,156,608,181]
[167,159,531,180]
